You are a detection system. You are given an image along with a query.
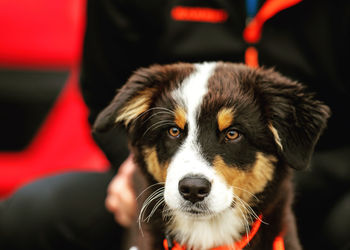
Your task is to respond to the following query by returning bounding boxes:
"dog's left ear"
[93,63,194,133]
[259,69,331,170]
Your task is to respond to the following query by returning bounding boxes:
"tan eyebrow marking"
[217,107,235,131]
[174,106,187,130]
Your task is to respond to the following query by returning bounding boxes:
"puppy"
[93,62,330,250]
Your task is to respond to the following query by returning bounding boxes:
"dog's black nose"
[178,176,211,203]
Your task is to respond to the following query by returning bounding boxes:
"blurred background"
[0,0,109,199]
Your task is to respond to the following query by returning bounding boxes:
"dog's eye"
[225,129,240,141]
[168,127,181,138]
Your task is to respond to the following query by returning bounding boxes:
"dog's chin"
[166,206,244,250]
[171,200,228,220]
[180,207,212,219]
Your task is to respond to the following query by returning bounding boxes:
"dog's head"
[93,62,330,246]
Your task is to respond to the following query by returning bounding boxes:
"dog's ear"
[259,69,331,170]
[93,63,194,133]
[93,66,162,133]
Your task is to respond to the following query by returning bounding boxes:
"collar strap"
[164,215,281,250]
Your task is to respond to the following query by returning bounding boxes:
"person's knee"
[0,178,63,248]
[0,171,123,249]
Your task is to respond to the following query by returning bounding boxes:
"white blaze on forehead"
[168,62,217,182]
[171,62,217,131]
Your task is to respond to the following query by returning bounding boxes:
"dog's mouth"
[179,202,212,217]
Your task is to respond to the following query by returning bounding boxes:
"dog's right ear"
[258,68,331,170]
[93,66,162,133]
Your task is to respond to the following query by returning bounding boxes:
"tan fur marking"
[143,147,168,183]
[115,88,157,126]
[217,108,234,131]
[213,153,276,204]
[174,106,187,130]
[268,122,283,150]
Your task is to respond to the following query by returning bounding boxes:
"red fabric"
[0,0,110,199]
[0,71,109,198]
[171,6,228,23]
[0,0,85,68]
[243,0,302,43]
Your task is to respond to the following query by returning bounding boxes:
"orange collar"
[163,215,285,250]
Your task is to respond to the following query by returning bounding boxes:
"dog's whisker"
[138,187,165,234]
[142,120,174,136]
[237,201,255,224]
[145,198,165,222]
[144,120,173,132]
[133,107,175,123]
[139,199,162,234]
[147,107,176,115]
[143,194,164,213]
[232,186,260,202]
[140,194,163,220]
[136,182,165,200]
[234,195,267,226]
[150,122,176,133]
[161,205,173,217]
[139,187,165,222]
[240,200,262,223]
[141,111,176,125]
[234,201,250,240]
[233,197,251,225]
[162,211,172,220]
[161,205,177,228]
[140,189,164,216]
[234,196,258,222]
[140,190,163,210]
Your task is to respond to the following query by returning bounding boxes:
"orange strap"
[273,236,285,250]
[163,240,185,250]
[233,215,262,250]
[164,234,284,250]
[163,236,284,250]
[244,46,259,68]
[243,0,303,68]
[243,0,302,43]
